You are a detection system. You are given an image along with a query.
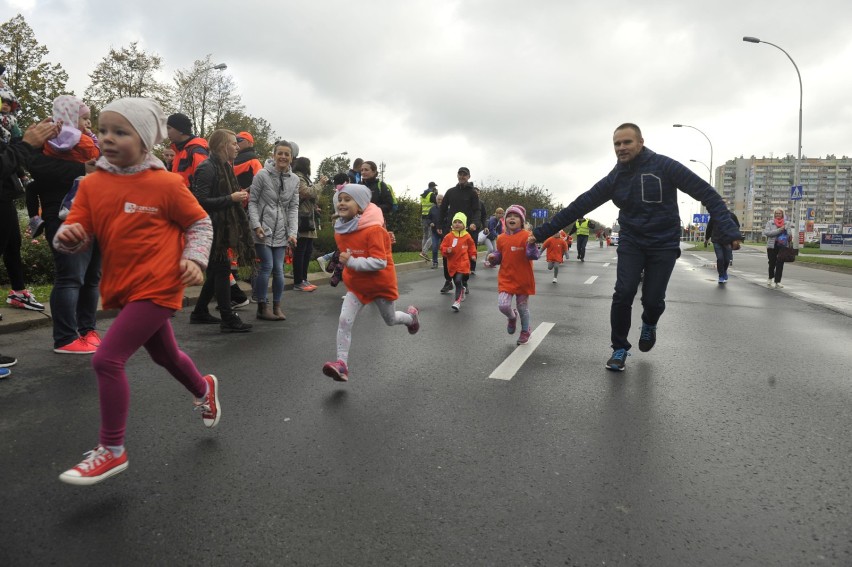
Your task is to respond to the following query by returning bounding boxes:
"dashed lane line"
[584,276,598,285]
[489,322,556,381]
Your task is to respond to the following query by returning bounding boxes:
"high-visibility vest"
[420,192,434,216]
[576,219,591,236]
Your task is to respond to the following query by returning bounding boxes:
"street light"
[743,36,803,249]
[689,159,711,178]
[178,62,228,112]
[673,124,713,185]
[328,151,348,159]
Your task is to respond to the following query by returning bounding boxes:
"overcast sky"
[5,0,852,227]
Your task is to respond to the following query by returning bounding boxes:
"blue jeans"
[610,240,680,351]
[431,232,441,265]
[421,218,433,255]
[712,242,733,277]
[254,244,285,302]
[46,219,101,348]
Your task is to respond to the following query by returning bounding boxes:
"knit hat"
[236,131,254,145]
[167,112,193,136]
[102,98,167,150]
[452,211,468,226]
[339,183,372,212]
[505,204,526,225]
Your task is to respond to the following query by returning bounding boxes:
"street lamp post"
[743,36,803,249]
[178,62,227,113]
[673,124,713,185]
[689,158,711,179]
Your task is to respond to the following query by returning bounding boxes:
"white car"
[610,232,619,246]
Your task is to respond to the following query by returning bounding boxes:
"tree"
[316,155,350,185]
[216,110,277,161]
[173,56,242,138]
[0,14,69,128]
[85,42,170,114]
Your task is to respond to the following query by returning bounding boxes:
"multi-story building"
[716,156,851,240]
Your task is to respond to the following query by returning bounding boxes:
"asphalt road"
[2,243,851,566]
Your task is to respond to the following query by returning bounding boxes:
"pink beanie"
[505,204,526,225]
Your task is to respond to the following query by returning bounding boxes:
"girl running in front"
[486,205,540,345]
[54,98,218,486]
[440,212,477,311]
[322,184,420,382]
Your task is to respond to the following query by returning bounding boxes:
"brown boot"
[272,301,286,320]
[256,302,278,321]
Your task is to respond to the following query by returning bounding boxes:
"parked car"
[610,232,619,246]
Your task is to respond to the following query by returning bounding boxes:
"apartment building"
[716,156,851,239]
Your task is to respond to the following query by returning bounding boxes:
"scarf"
[206,155,256,271]
[774,216,785,227]
[96,153,165,175]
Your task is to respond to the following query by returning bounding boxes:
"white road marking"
[584,276,598,285]
[602,262,611,267]
[489,322,556,381]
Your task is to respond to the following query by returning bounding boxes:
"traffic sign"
[693,213,710,224]
[790,185,803,200]
[531,209,549,219]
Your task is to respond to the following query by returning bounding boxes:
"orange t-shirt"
[541,236,568,263]
[64,168,208,310]
[441,231,476,277]
[43,133,100,163]
[335,225,398,304]
[496,230,536,295]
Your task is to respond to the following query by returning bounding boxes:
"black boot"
[220,313,252,333]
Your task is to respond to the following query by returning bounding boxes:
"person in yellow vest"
[419,181,438,260]
[568,217,597,261]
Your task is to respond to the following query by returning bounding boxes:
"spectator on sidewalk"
[419,181,438,261]
[763,208,789,289]
[166,113,209,188]
[292,156,326,292]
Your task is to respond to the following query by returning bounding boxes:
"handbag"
[777,245,796,263]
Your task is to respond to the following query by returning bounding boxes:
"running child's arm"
[53,223,91,253]
[179,216,212,286]
[487,250,503,266]
[526,240,541,260]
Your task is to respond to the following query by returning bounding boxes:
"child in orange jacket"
[440,211,477,312]
[541,230,570,283]
[486,205,540,345]
[322,184,420,382]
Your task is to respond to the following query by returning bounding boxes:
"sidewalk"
[0,260,429,335]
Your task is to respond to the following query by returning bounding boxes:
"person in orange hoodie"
[487,205,540,345]
[440,211,477,312]
[541,230,570,284]
[322,184,420,383]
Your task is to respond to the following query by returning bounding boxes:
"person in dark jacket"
[426,194,444,268]
[360,160,396,227]
[188,129,255,333]
[437,167,481,293]
[704,206,740,284]
[419,181,438,261]
[166,113,209,188]
[233,131,263,191]
[532,123,742,371]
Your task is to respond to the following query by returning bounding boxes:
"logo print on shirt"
[124,202,159,215]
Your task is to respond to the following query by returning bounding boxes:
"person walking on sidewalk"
[487,205,540,345]
[53,98,220,485]
[530,123,742,371]
[248,141,299,318]
[419,181,438,261]
[705,206,740,284]
[763,207,789,289]
[440,212,477,312]
[322,184,419,382]
[189,129,256,332]
[438,167,481,293]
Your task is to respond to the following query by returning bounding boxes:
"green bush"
[0,207,55,286]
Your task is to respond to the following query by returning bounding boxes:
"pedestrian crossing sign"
[790,185,803,200]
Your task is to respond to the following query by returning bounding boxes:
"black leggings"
[767,247,785,282]
[0,202,25,290]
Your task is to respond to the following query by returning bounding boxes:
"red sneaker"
[517,329,531,345]
[53,336,97,354]
[194,374,220,428]
[59,445,128,486]
[322,360,349,382]
[406,306,420,335]
[507,309,518,335]
[82,330,102,347]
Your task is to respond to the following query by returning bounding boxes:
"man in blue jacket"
[532,123,742,371]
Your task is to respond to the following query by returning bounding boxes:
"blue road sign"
[693,213,710,224]
[531,209,549,219]
[790,185,803,200]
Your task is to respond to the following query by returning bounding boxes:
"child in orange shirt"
[541,230,570,284]
[322,184,420,382]
[486,205,540,345]
[440,212,477,311]
[53,98,218,486]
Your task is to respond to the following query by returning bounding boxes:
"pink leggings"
[92,301,207,447]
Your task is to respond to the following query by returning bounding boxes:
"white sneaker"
[317,256,329,273]
[767,279,774,287]
[451,301,460,312]
[775,282,784,289]
[552,277,558,283]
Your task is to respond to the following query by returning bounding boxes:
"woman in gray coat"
[762,207,788,289]
[248,140,299,320]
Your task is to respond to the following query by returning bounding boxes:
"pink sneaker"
[59,445,128,486]
[54,336,97,354]
[517,329,531,345]
[194,374,220,428]
[82,330,102,347]
[406,306,420,335]
[507,309,518,335]
[322,360,349,382]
